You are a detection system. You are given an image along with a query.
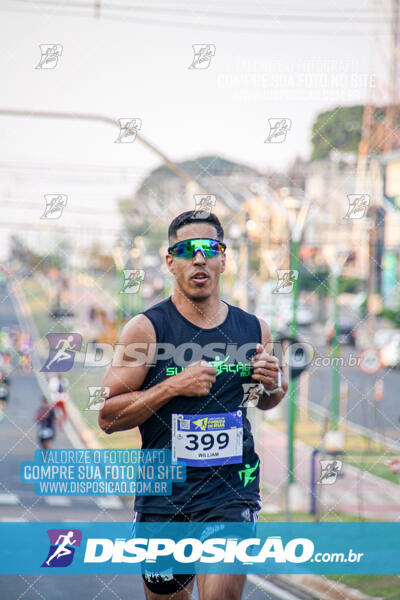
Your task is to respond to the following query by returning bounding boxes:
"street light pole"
[288,236,300,483]
[331,268,340,430]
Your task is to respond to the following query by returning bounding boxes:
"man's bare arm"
[98,314,175,433]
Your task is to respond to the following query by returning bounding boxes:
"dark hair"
[168,211,224,244]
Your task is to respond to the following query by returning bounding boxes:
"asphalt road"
[298,325,400,444]
[0,282,286,600]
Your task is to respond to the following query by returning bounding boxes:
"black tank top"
[134,296,262,514]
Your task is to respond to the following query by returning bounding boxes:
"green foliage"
[338,277,363,294]
[310,105,364,162]
[299,267,330,296]
[325,575,400,598]
[381,308,400,328]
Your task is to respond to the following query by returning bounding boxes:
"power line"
[0,162,148,174]
[0,201,119,215]
[0,220,121,236]
[9,0,392,23]
[0,3,387,35]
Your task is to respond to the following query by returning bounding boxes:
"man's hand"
[250,343,280,391]
[169,360,217,397]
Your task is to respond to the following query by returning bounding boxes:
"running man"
[45,531,77,566]
[99,211,288,600]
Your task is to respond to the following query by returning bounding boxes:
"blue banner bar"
[0,522,399,574]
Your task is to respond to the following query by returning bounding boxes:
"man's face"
[166,223,226,300]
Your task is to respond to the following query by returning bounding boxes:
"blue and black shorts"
[134,500,261,595]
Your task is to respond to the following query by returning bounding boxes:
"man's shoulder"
[142,296,171,316]
[120,297,171,342]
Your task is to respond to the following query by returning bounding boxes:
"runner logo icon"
[238,460,259,487]
[41,529,82,568]
[41,333,82,372]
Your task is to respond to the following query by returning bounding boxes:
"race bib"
[172,411,243,467]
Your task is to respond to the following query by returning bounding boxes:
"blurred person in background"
[18,331,32,372]
[388,458,400,484]
[0,352,13,376]
[48,373,69,429]
[35,396,56,449]
[0,370,11,422]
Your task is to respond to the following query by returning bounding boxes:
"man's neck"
[170,290,228,329]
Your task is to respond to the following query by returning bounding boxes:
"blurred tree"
[298,266,330,296]
[9,234,45,272]
[310,105,363,162]
[311,104,400,162]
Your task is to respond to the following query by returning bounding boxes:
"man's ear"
[165,254,174,274]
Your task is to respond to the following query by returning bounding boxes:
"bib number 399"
[172,411,243,467]
[184,432,229,452]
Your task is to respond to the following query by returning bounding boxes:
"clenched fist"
[169,360,217,397]
[250,343,280,390]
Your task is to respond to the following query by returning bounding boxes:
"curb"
[67,401,103,449]
[277,574,382,600]
[10,277,103,452]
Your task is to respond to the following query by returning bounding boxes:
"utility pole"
[385,0,400,153]
[356,1,400,339]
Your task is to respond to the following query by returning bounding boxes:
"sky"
[0,0,391,258]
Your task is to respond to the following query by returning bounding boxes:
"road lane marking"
[44,496,72,507]
[95,496,124,510]
[0,493,19,505]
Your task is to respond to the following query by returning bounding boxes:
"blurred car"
[374,328,400,349]
[255,304,289,332]
[296,303,315,327]
[325,320,356,346]
[380,334,400,368]
[256,301,315,331]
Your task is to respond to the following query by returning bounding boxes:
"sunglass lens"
[171,239,225,258]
